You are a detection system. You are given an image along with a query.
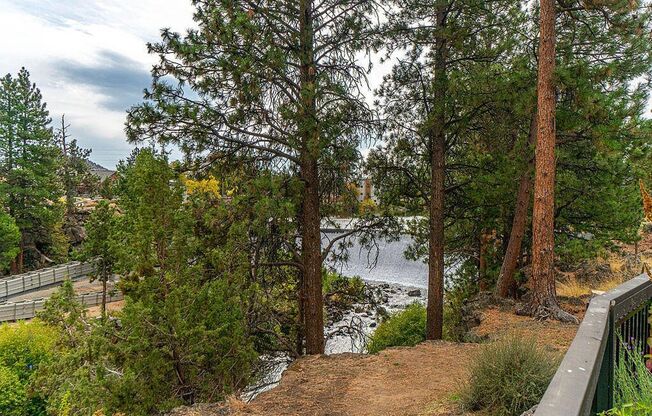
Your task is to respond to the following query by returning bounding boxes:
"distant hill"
[85,160,115,181]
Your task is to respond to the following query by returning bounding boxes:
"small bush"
[0,321,57,382]
[460,336,559,416]
[367,303,426,353]
[0,366,27,416]
[600,339,652,415]
[0,321,57,416]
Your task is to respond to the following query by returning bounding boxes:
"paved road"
[7,276,118,302]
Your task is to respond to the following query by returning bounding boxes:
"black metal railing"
[535,274,652,416]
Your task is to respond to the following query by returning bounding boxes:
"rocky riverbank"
[326,281,426,354]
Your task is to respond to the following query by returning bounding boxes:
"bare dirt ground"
[471,306,579,353]
[164,304,583,416]
[235,341,479,416]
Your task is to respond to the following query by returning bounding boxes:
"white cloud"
[0,0,196,168]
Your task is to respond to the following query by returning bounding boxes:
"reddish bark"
[299,0,325,354]
[426,2,448,341]
[300,158,325,354]
[525,0,577,322]
[495,116,536,298]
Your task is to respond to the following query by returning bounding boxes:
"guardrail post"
[592,304,615,414]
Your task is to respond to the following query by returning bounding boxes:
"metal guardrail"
[0,260,97,302]
[535,274,652,416]
[0,291,124,322]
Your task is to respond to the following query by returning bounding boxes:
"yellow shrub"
[183,175,221,197]
[359,198,377,215]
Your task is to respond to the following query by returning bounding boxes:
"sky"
[0,1,390,170]
[0,0,197,169]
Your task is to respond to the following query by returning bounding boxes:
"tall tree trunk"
[478,231,489,291]
[495,116,536,298]
[299,159,324,354]
[524,0,577,323]
[296,269,305,356]
[299,0,325,354]
[426,1,448,341]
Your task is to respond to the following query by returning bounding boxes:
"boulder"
[407,289,421,297]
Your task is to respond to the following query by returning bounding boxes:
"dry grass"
[556,274,627,298]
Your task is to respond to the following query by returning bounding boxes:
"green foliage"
[0,366,27,416]
[82,199,118,318]
[0,321,56,416]
[32,150,259,415]
[33,280,115,416]
[367,303,426,354]
[323,270,365,297]
[323,271,368,317]
[460,336,559,416]
[443,262,480,342]
[55,115,94,215]
[0,211,20,272]
[601,402,652,416]
[0,321,57,383]
[599,353,652,416]
[0,68,64,271]
[598,338,652,415]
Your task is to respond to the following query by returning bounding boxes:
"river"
[322,230,428,288]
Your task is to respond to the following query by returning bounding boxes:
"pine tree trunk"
[426,1,448,341]
[478,232,488,291]
[299,0,325,354]
[524,0,577,323]
[300,159,324,354]
[495,116,536,298]
[296,270,305,356]
[101,276,107,321]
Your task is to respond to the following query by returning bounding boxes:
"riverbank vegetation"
[1,0,652,414]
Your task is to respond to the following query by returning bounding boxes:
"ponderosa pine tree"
[509,0,652,318]
[0,68,62,273]
[368,0,525,339]
[526,0,568,320]
[495,0,652,300]
[82,200,117,320]
[127,0,379,354]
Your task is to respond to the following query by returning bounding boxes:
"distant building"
[356,178,378,204]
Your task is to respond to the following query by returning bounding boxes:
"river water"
[322,231,428,288]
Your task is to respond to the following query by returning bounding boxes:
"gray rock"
[407,289,422,297]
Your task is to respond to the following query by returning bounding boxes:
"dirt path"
[233,341,479,416]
